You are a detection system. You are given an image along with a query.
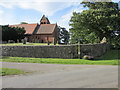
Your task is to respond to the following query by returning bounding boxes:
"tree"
[16,27,26,41]
[69,2,120,48]
[58,26,70,44]
[20,22,28,24]
[2,25,26,42]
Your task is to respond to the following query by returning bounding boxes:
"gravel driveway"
[1,62,118,88]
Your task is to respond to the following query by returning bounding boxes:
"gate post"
[78,41,80,59]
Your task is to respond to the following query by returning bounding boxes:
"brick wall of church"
[27,34,54,43]
[26,25,58,43]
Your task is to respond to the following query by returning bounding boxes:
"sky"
[0,0,119,30]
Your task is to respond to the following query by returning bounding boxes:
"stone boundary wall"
[1,45,78,59]
[0,43,110,59]
[79,43,110,58]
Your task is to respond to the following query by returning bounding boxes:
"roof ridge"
[40,24,56,25]
[9,23,38,26]
[27,23,38,25]
[52,23,57,33]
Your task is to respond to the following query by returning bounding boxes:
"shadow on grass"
[95,55,120,60]
[94,59,119,61]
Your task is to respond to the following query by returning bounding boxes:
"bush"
[2,25,25,42]
[83,55,94,60]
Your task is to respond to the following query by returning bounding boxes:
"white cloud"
[0,0,82,16]
[0,0,82,3]
[0,9,18,25]
[19,2,71,16]
[0,17,17,25]
[58,6,84,30]
[0,0,83,27]
[0,10,3,15]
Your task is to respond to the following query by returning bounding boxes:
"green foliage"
[0,56,119,65]
[20,22,28,24]
[0,68,24,76]
[47,40,50,45]
[58,26,70,44]
[69,2,120,48]
[2,25,26,42]
[53,37,56,45]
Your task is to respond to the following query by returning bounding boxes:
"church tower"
[40,15,50,24]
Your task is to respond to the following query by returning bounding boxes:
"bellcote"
[40,15,50,24]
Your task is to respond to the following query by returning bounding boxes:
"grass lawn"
[0,57,119,65]
[0,50,119,65]
[0,68,24,76]
[0,43,59,46]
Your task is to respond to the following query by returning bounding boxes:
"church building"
[9,15,58,43]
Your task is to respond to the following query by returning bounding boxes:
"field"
[0,68,24,76]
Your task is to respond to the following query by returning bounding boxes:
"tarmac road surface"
[1,62,118,88]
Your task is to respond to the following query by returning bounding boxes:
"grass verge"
[0,68,24,76]
[0,56,119,65]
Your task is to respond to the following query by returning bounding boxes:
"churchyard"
[0,1,120,88]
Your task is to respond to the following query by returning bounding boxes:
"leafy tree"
[58,26,70,44]
[20,22,28,24]
[16,27,26,41]
[2,25,26,42]
[69,2,120,48]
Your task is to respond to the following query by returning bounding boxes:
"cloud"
[19,2,72,16]
[0,9,18,25]
[0,9,4,25]
[0,0,82,16]
[0,0,83,26]
[58,6,84,30]
[0,16,17,25]
[0,10,3,14]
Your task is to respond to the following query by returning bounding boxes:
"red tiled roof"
[36,24,56,34]
[9,23,38,34]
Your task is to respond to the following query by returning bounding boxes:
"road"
[1,62,118,88]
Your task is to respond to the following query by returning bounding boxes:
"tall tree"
[69,2,120,48]
[20,22,28,24]
[2,25,26,42]
[58,26,70,44]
